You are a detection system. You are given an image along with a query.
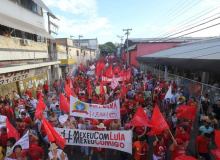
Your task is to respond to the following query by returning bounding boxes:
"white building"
[0,0,60,98]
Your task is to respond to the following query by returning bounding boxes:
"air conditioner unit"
[21,39,30,46]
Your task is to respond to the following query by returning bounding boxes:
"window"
[77,50,79,56]
[18,0,42,16]
[37,35,46,43]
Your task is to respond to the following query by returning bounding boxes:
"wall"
[131,51,137,67]
[53,39,67,46]
[0,0,45,29]
[136,43,179,57]
[0,36,48,61]
[0,82,18,100]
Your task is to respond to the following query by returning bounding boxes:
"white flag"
[111,76,119,90]
[90,65,95,70]
[164,85,172,100]
[12,131,29,151]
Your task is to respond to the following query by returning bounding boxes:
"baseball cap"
[175,138,185,146]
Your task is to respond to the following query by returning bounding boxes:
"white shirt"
[35,119,43,131]
[50,103,58,110]
[30,99,38,108]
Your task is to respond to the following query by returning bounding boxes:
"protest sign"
[143,91,151,100]
[12,131,29,151]
[55,128,132,154]
[102,71,131,83]
[96,86,107,94]
[70,96,120,119]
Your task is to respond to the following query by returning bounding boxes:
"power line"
[148,5,220,39]
[134,0,203,37]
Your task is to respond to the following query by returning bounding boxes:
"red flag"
[215,130,220,148]
[175,155,196,160]
[6,118,20,141]
[211,148,220,160]
[121,81,127,98]
[100,62,105,70]
[42,117,55,142]
[106,65,113,78]
[103,119,114,128]
[100,82,105,95]
[35,98,46,119]
[113,66,120,74]
[60,93,70,113]
[147,105,169,135]
[119,69,124,75]
[176,105,197,122]
[42,116,66,149]
[65,83,76,98]
[131,107,152,127]
[87,78,92,95]
[80,62,83,66]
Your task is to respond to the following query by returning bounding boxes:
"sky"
[43,0,220,44]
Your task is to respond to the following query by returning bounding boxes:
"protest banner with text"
[70,96,120,119]
[55,128,132,154]
[102,71,131,83]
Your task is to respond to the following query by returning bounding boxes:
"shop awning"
[0,61,60,74]
[32,0,53,14]
[0,12,54,39]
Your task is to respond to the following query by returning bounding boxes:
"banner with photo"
[55,128,132,154]
[70,96,120,119]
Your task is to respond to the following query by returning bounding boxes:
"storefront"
[59,59,77,78]
[0,67,48,98]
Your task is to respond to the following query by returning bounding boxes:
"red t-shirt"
[97,100,105,105]
[0,132,8,146]
[91,96,98,103]
[176,130,190,142]
[161,132,171,146]
[17,122,28,137]
[25,90,32,98]
[177,123,192,134]
[5,107,13,119]
[22,117,31,126]
[160,93,166,101]
[188,100,198,106]
[153,143,167,157]
[136,98,145,105]
[140,143,149,160]
[120,106,127,116]
[27,145,44,160]
[43,84,49,91]
[135,126,146,135]
[0,107,7,116]
[12,150,26,159]
[79,95,88,102]
[171,146,186,160]
[195,135,211,153]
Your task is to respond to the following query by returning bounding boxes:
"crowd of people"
[0,56,219,160]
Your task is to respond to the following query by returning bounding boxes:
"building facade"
[0,0,60,98]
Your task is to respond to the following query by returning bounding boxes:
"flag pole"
[168,129,177,145]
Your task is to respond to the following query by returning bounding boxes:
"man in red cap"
[170,138,186,160]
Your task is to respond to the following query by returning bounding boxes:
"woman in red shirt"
[153,135,167,160]
[169,138,186,160]
[11,145,27,159]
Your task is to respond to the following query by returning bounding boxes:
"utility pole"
[123,29,132,67]
[116,35,124,58]
[78,35,83,47]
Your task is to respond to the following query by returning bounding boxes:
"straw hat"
[96,123,106,129]
[48,143,58,150]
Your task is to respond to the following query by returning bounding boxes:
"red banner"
[102,71,131,83]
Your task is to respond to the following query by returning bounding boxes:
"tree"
[99,42,117,56]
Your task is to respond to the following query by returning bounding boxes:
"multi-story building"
[72,38,99,59]
[0,0,60,98]
[54,38,96,74]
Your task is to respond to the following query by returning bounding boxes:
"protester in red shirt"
[12,145,27,159]
[43,81,49,94]
[171,81,177,91]
[0,127,8,149]
[136,94,145,105]
[120,102,127,126]
[177,119,194,134]
[5,104,13,121]
[153,135,167,160]
[175,124,190,148]
[25,89,32,98]
[188,97,198,106]
[170,138,186,160]
[97,96,105,105]
[78,93,88,102]
[15,118,28,136]
[91,93,98,103]
[27,143,44,160]
[21,112,31,126]
[195,133,211,159]
[161,130,171,148]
